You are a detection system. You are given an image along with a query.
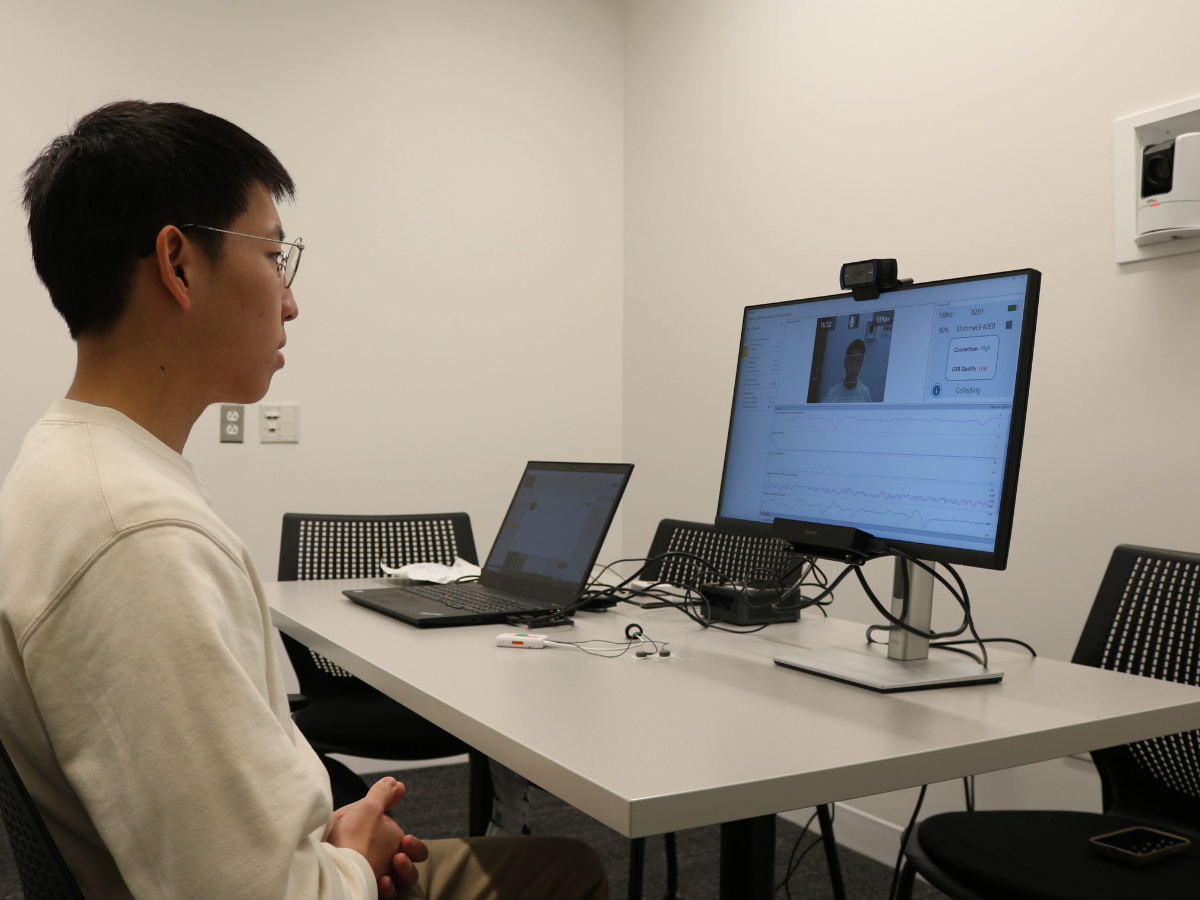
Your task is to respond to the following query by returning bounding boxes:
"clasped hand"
[328,776,429,898]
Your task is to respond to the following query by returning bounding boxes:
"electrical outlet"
[260,404,299,443]
[220,405,244,443]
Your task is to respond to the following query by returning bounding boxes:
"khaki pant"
[399,836,609,900]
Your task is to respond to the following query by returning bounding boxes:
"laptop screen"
[480,462,633,601]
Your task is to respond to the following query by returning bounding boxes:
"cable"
[563,550,837,633]
[775,810,819,898]
[889,785,926,900]
[962,775,975,812]
[936,637,1037,657]
[860,551,1038,669]
[527,545,1035,669]
[854,550,988,667]
[544,633,668,659]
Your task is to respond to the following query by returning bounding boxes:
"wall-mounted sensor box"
[1115,95,1200,264]
[1137,132,1200,245]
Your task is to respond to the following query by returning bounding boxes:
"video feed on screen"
[807,311,894,403]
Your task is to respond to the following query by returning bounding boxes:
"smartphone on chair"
[1089,826,1190,867]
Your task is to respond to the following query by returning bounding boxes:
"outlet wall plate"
[220,405,244,443]
[260,404,299,443]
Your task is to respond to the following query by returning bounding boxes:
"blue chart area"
[762,407,1008,540]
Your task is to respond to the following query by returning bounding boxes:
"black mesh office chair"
[0,732,86,900]
[897,544,1200,900]
[642,517,809,591]
[635,519,847,900]
[278,512,491,833]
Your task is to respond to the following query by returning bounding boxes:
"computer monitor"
[716,269,1040,571]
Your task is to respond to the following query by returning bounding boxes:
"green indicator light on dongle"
[1008,304,1018,311]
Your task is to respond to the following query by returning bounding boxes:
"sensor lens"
[1142,141,1175,198]
[1148,156,1172,186]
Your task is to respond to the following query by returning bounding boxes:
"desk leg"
[719,814,775,900]
[816,804,847,900]
[468,750,492,837]
[627,837,645,900]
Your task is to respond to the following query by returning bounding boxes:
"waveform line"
[764,478,992,509]
[769,441,997,461]
[764,466,991,486]
[762,497,990,531]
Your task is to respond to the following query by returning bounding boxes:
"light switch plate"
[260,404,299,443]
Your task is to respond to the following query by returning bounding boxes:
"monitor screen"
[716,270,1040,569]
[482,462,632,598]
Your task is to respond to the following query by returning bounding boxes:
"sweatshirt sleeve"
[21,523,377,900]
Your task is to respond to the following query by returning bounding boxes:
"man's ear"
[154,225,196,311]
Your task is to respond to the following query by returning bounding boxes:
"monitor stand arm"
[772,556,1003,692]
[888,557,933,662]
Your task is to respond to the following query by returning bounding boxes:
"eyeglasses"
[180,224,305,288]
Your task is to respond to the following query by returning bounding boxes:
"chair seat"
[294,695,469,760]
[912,810,1200,900]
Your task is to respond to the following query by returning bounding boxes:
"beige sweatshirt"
[0,400,376,899]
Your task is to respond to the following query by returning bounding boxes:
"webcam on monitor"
[838,258,914,301]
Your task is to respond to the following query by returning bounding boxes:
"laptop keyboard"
[400,582,546,614]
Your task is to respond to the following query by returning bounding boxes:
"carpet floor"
[0,761,945,899]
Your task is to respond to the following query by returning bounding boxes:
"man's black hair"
[21,101,295,338]
[846,339,866,356]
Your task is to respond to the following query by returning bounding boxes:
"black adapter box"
[697,584,800,625]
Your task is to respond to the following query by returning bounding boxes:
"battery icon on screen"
[1008,304,1017,311]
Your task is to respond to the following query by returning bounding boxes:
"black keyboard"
[400,582,546,614]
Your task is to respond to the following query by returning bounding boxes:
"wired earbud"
[496,624,670,659]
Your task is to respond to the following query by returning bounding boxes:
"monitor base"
[774,643,1002,692]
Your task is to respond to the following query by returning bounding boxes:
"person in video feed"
[823,338,871,402]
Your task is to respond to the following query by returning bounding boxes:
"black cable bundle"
[515,544,1038,667]
[852,548,1035,668]
[511,550,844,632]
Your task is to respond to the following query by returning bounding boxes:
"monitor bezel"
[480,460,634,602]
[714,268,1041,571]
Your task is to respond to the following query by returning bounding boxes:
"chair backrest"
[0,734,86,900]
[277,512,477,699]
[1073,544,1200,835]
[278,511,478,581]
[640,518,802,588]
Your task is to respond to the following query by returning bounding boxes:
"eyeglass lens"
[283,241,302,288]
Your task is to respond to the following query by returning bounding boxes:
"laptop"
[343,461,633,628]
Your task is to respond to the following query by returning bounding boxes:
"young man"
[0,101,606,900]
[822,338,871,403]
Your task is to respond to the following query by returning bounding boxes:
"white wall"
[0,0,625,582]
[623,0,1200,861]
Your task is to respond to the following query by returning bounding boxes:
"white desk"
[268,578,1200,897]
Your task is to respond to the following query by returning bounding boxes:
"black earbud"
[635,649,653,658]
[659,649,671,657]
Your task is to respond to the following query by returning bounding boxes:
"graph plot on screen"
[762,406,1008,540]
